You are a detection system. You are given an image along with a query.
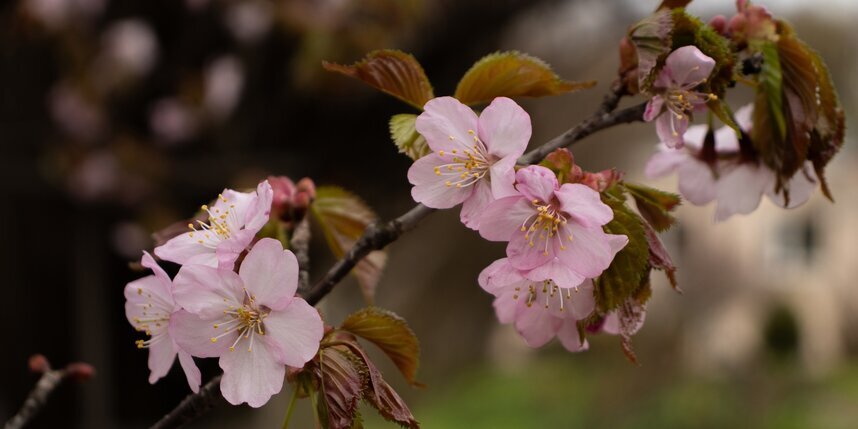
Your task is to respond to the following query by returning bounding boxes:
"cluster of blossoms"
[124,180,324,407]
[409,97,632,351]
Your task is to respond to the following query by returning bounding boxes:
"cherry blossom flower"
[478,165,624,284]
[169,238,323,407]
[643,45,717,148]
[409,96,531,229]
[478,258,597,352]
[124,252,201,392]
[154,180,273,269]
[646,104,817,221]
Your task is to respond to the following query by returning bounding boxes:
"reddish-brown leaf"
[341,307,421,386]
[323,50,434,110]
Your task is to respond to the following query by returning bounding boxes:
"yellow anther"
[211,338,218,343]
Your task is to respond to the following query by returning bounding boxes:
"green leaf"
[628,10,674,91]
[315,346,368,429]
[594,193,650,312]
[389,114,430,161]
[311,186,387,304]
[707,99,740,134]
[323,50,434,110]
[341,307,421,386]
[624,182,681,233]
[454,51,595,105]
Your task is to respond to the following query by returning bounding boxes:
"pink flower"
[169,238,323,407]
[409,96,531,229]
[478,166,624,285]
[154,180,273,269]
[643,46,717,148]
[124,252,201,392]
[478,258,597,352]
[646,104,817,221]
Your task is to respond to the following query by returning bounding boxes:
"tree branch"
[149,88,646,429]
[4,355,94,429]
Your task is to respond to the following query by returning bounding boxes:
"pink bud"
[28,354,51,373]
[65,363,96,382]
[709,15,727,35]
[268,175,296,208]
[295,177,316,201]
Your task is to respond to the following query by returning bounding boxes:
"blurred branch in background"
[3,355,94,429]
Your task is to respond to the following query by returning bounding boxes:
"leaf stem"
[281,386,300,429]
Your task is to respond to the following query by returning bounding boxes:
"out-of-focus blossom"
[154,180,273,269]
[203,56,245,120]
[23,0,104,29]
[68,151,120,201]
[169,239,323,407]
[124,252,201,392]
[409,97,531,230]
[478,258,596,352]
[646,105,818,221]
[224,0,274,44]
[150,98,199,145]
[643,46,717,148]
[92,19,158,92]
[479,166,624,285]
[728,0,777,43]
[49,83,105,143]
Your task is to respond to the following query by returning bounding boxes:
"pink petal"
[215,228,256,271]
[556,320,589,353]
[607,234,629,256]
[177,350,201,393]
[644,97,664,122]
[683,124,708,150]
[140,251,173,292]
[213,188,256,232]
[239,238,297,311]
[655,112,687,149]
[488,155,519,199]
[415,96,479,153]
[243,180,274,231]
[124,275,174,328]
[554,223,613,278]
[555,183,613,228]
[677,160,717,205]
[169,310,233,358]
[665,45,716,86]
[514,165,558,203]
[147,338,177,384]
[154,232,217,267]
[460,180,495,230]
[477,97,531,159]
[714,125,740,152]
[734,103,754,132]
[478,258,526,295]
[492,289,520,324]
[478,196,534,242]
[714,164,770,221]
[219,341,284,407]
[567,281,596,320]
[523,259,585,290]
[644,149,687,179]
[507,229,555,271]
[408,153,472,209]
[173,265,244,319]
[766,164,816,209]
[514,307,561,348]
[261,298,323,367]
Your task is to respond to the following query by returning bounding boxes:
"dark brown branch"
[291,216,312,294]
[150,375,224,429]
[4,355,94,429]
[150,88,646,429]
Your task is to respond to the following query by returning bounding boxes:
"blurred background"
[1,0,856,427]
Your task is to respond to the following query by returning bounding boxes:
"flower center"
[520,200,573,256]
[664,89,717,137]
[512,280,579,313]
[188,194,239,248]
[132,287,172,349]
[434,129,492,188]
[210,290,269,352]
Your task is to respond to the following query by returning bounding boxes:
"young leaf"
[341,307,421,386]
[315,346,368,429]
[624,182,681,232]
[641,221,679,292]
[323,50,434,110]
[311,186,387,303]
[345,341,419,429]
[628,9,674,91]
[594,194,650,312]
[454,51,595,105]
[389,114,430,160]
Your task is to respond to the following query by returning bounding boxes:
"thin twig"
[291,216,312,294]
[4,356,94,429]
[150,87,646,429]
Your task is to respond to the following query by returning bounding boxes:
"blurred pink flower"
[224,0,274,44]
[409,96,531,229]
[204,56,245,120]
[150,98,199,145]
[124,252,201,392]
[154,180,273,269]
[479,166,624,283]
[48,83,105,143]
[478,258,596,352]
[643,46,716,148]
[169,239,323,407]
[24,0,104,29]
[646,104,817,221]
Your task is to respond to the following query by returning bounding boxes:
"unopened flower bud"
[709,15,727,35]
[28,354,51,373]
[65,363,96,382]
